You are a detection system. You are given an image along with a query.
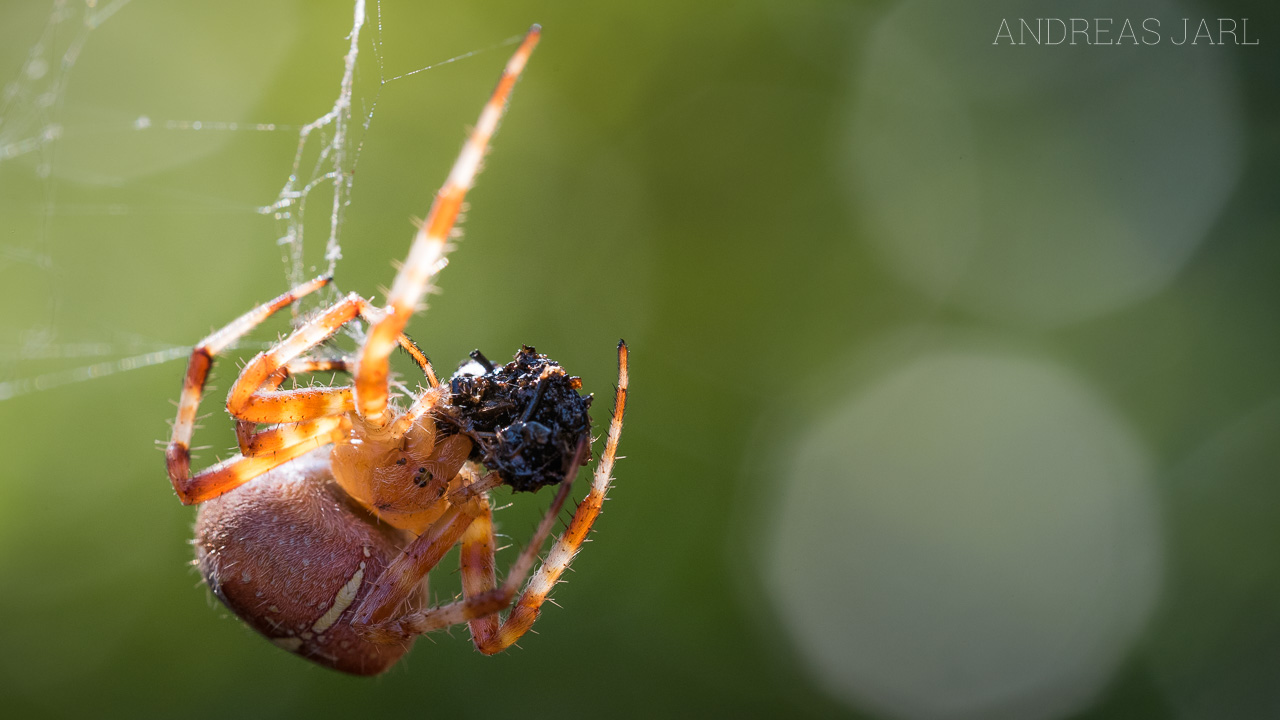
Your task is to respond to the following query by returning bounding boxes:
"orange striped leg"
[429,460,581,649]
[172,425,346,505]
[252,329,436,395]
[460,504,501,645]
[363,448,578,643]
[225,293,370,424]
[173,295,367,505]
[366,342,629,649]
[356,25,541,426]
[397,331,439,388]
[268,357,353,388]
[226,292,441,426]
[482,340,629,652]
[237,416,347,456]
[166,276,332,496]
[350,474,505,644]
[236,357,351,453]
[248,334,435,391]
[234,328,437,454]
[353,300,440,388]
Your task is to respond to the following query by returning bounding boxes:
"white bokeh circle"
[766,349,1162,720]
[847,0,1242,326]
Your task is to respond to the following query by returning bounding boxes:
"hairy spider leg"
[349,471,507,641]
[173,293,419,505]
[356,25,541,427]
[394,331,438,387]
[234,327,437,455]
[354,341,628,650]
[170,430,347,506]
[235,359,352,454]
[459,462,580,649]
[167,275,333,499]
[459,502,502,643]
[226,293,368,423]
[275,357,353,380]
[354,300,440,389]
[352,468,573,643]
[473,340,628,652]
[229,290,444,429]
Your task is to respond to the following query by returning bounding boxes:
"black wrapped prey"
[433,346,593,492]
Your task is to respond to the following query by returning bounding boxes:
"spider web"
[0,0,145,401]
[0,0,519,403]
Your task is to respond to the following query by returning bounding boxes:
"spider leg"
[274,357,353,384]
[459,502,501,644]
[166,276,332,492]
[230,294,444,426]
[353,303,440,388]
[226,293,368,423]
[235,357,352,452]
[460,462,580,651]
[174,290,447,504]
[170,424,346,505]
[255,331,436,389]
[234,326,436,455]
[355,26,541,427]
[349,472,506,643]
[237,416,347,456]
[395,329,438,388]
[357,472,575,643]
[361,342,629,650]
[481,340,629,653]
[173,293,368,504]
[250,318,434,398]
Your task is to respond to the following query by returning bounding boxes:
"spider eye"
[434,346,593,492]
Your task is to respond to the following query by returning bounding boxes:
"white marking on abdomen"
[312,562,366,633]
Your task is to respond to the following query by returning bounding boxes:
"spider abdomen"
[194,449,412,676]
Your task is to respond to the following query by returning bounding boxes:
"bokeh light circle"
[766,349,1162,720]
[846,0,1242,326]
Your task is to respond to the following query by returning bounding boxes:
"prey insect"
[164,26,630,675]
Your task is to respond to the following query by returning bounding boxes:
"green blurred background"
[2,1,1278,718]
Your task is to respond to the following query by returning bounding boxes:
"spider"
[163,26,630,675]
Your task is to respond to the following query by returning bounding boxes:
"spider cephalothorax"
[436,347,594,492]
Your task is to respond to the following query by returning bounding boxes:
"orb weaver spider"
[164,26,630,675]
